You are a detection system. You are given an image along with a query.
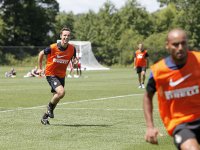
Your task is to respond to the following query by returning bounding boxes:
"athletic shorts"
[46,76,65,93]
[136,66,146,74]
[78,63,81,69]
[173,119,200,150]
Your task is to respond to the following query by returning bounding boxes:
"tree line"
[0,0,200,66]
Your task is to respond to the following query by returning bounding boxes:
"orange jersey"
[151,51,200,136]
[45,43,75,78]
[134,50,148,67]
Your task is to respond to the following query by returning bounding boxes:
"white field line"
[56,108,144,111]
[0,93,143,113]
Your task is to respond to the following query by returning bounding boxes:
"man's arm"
[143,72,159,144]
[133,52,136,69]
[145,52,149,68]
[37,50,45,74]
[143,91,159,144]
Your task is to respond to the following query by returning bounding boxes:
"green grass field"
[0,67,175,150]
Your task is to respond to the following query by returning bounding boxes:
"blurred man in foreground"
[144,28,200,150]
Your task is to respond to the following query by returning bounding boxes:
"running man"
[37,27,76,125]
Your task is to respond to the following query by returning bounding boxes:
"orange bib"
[151,51,200,135]
[45,43,75,78]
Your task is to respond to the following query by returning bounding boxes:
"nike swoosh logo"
[169,73,192,87]
[57,55,67,58]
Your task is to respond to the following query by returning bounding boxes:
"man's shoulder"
[190,50,200,55]
[151,58,165,68]
[49,43,57,48]
[67,43,74,47]
[51,43,57,46]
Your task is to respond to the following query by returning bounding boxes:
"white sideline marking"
[0,93,143,113]
[56,108,143,111]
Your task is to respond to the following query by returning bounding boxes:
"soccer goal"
[54,40,109,71]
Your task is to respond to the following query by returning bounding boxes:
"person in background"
[133,43,149,88]
[5,68,17,78]
[74,49,82,77]
[37,27,76,125]
[67,59,75,78]
[24,66,44,78]
[143,28,200,150]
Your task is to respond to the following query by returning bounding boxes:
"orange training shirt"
[151,51,200,136]
[134,50,148,67]
[45,43,75,78]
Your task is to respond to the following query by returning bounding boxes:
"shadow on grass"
[50,124,113,127]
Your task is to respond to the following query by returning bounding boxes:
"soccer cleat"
[138,85,142,88]
[141,84,145,89]
[41,113,50,125]
[41,118,50,125]
[67,74,72,78]
[47,105,54,118]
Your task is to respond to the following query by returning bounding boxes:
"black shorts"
[46,76,65,93]
[173,119,200,150]
[136,66,146,74]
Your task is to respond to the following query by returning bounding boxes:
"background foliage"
[0,0,200,66]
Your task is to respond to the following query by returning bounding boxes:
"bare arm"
[133,57,136,69]
[146,58,149,68]
[143,91,159,144]
[37,50,44,73]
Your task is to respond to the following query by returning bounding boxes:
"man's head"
[138,43,144,51]
[60,27,71,46]
[166,28,188,65]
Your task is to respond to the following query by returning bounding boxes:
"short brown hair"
[60,27,71,35]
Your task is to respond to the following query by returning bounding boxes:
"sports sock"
[42,113,49,119]
[48,102,56,110]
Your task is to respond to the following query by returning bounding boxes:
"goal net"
[68,41,110,70]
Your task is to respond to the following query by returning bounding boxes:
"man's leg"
[173,123,200,150]
[141,71,146,88]
[136,67,142,88]
[41,76,65,125]
[47,85,65,118]
[181,139,200,150]
[137,73,142,88]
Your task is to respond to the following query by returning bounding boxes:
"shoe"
[74,75,79,78]
[41,118,50,125]
[41,113,50,125]
[67,74,72,78]
[138,85,142,88]
[141,84,145,89]
[47,105,54,118]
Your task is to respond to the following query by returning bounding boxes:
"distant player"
[5,68,16,78]
[24,66,44,77]
[74,49,82,77]
[37,27,76,125]
[133,43,149,88]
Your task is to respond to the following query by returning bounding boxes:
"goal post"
[57,40,110,70]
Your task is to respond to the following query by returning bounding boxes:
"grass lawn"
[0,67,175,150]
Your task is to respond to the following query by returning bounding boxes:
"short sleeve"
[146,71,156,93]
[44,46,51,55]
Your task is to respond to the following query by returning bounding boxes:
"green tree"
[151,3,178,32]
[119,0,153,37]
[144,31,168,63]
[74,10,98,41]
[74,1,122,65]
[54,11,75,40]
[0,0,59,46]
[157,0,200,48]
[94,1,121,65]
[117,29,144,65]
